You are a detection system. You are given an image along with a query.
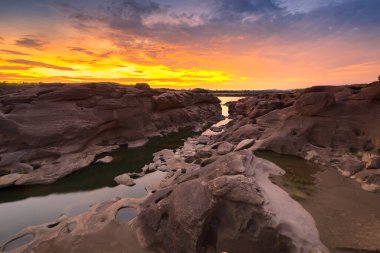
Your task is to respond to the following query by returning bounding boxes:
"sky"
[0,0,379,90]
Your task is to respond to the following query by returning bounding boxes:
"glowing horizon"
[0,0,379,90]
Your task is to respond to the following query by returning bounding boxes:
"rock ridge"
[0,83,222,187]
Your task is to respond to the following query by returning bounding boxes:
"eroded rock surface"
[0,83,222,187]
[223,81,380,192]
[133,135,328,253]
[0,133,329,253]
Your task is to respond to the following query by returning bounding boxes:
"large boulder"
[135,151,328,253]
[352,82,380,101]
[295,92,335,116]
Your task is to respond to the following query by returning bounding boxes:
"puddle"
[2,234,33,252]
[115,207,137,224]
[255,150,321,201]
[255,150,380,252]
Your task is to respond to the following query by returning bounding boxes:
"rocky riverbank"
[0,134,328,253]
[1,81,379,253]
[225,81,380,192]
[0,83,222,188]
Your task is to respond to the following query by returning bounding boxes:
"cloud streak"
[0,0,379,88]
[15,35,48,49]
[0,49,30,56]
[7,59,74,71]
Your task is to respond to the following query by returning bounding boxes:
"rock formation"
[133,135,328,253]
[223,81,380,192]
[1,134,328,253]
[0,83,222,188]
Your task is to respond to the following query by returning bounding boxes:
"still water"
[256,151,380,252]
[0,130,195,243]
[0,97,242,244]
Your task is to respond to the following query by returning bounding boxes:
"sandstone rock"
[226,124,262,143]
[135,151,328,253]
[0,84,222,187]
[210,126,223,132]
[339,155,364,176]
[234,139,255,151]
[114,174,136,186]
[0,173,23,189]
[196,135,209,145]
[217,82,380,189]
[0,198,144,253]
[134,83,151,90]
[295,92,335,116]
[96,156,113,164]
[216,142,234,155]
[352,82,380,100]
[194,150,212,159]
[352,169,380,192]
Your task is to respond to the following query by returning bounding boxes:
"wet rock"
[114,174,136,186]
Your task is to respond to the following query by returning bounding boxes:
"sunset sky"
[0,0,379,90]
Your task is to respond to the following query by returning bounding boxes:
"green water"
[0,97,236,244]
[255,150,321,201]
[255,150,380,252]
[0,129,197,243]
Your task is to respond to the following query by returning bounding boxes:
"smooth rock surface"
[0,83,222,187]
[135,149,328,253]
[114,174,136,186]
[216,142,234,155]
[295,92,335,116]
[221,81,380,190]
[96,156,113,164]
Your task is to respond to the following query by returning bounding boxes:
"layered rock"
[0,83,222,187]
[133,135,328,253]
[0,134,327,253]
[228,91,298,118]
[221,81,380,192]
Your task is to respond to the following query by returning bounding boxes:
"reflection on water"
[115,207,137,224]
[203,97,242,136]
[255,150,321,201]
[2,233,33,252]
[0,129,196,243]
[0,97,241,244]
[255,150,380,252]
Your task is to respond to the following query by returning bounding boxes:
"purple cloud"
[15,35,48,49]
[8,59,74,71]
